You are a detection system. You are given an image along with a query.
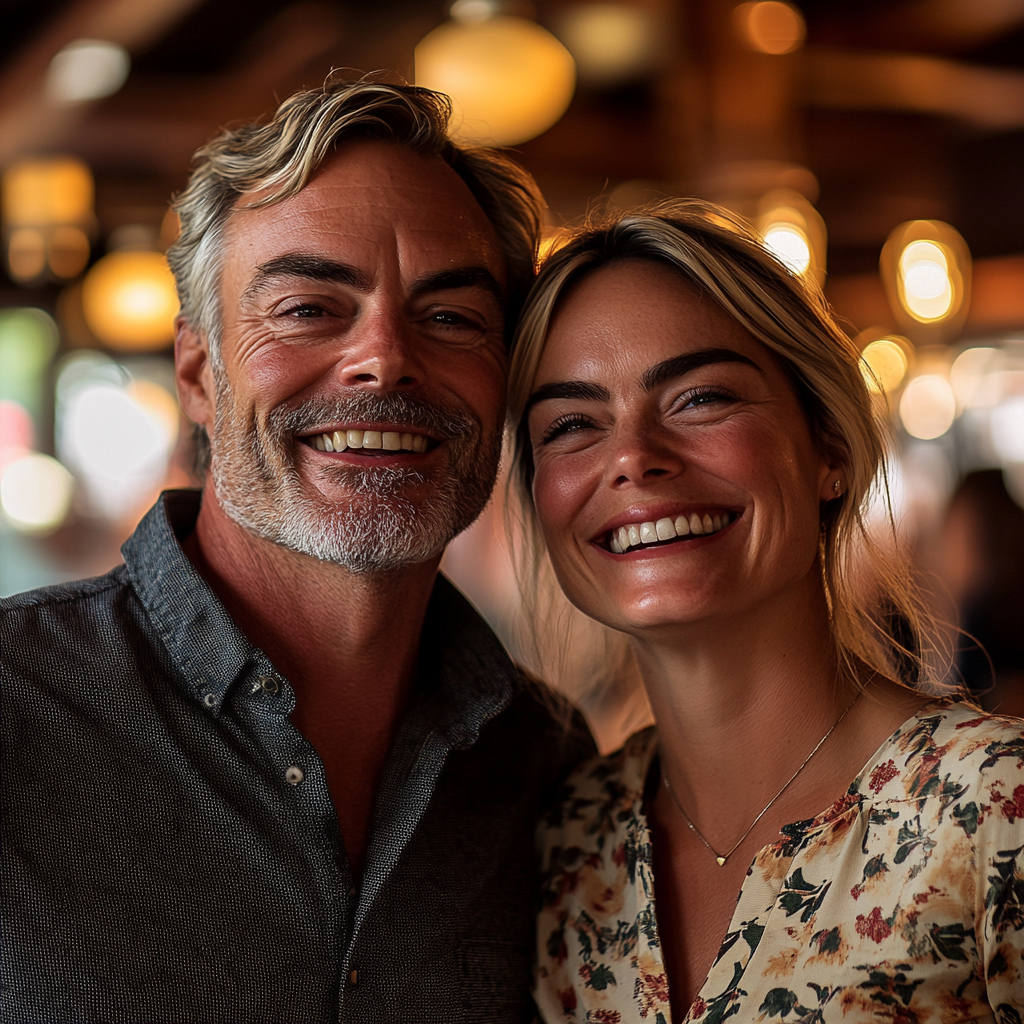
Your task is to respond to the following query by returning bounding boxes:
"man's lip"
[298,424,440,439]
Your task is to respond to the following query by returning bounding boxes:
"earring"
[833,479,841,495]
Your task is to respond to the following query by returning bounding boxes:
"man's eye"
[431,310,475,328]
[540,414,595,445]
[281,304,324,318]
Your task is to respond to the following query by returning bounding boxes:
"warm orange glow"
[48,225,91,279]
[81,251,179,351]
[415,15,576,145]
[756,190,826,286]
[860,337,910,393]
[7,228,47,282]
[899,374,956,439]
[734,1,806,55]
[2,157,94,227]
[881,220,971,331]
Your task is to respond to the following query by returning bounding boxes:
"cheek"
[532,453,600,559]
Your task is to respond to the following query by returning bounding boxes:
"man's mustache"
[267,391,478,441]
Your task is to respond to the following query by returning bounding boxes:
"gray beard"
[209,381,501,574]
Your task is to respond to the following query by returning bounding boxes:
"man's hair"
[167,77,544,365]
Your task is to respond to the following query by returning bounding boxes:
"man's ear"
[175,317,216,432]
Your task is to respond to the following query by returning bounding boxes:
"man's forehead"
[223,141,506,288]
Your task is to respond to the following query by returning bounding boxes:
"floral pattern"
[535,701,1024,1024]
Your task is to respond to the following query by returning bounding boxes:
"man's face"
[202,141,509,573]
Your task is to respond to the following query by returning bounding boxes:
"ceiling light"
[47,39,130,104]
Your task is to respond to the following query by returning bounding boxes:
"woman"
[507,201,1024,1023]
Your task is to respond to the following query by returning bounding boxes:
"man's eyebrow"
[525,380,611,416]
[241,254,373,303]
[641,348,762,390]
[409,267,505,306]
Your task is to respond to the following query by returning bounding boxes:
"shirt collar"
[122,489,255,710]
[121,490,518,731]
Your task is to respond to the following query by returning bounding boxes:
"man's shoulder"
[1,563,151,694]
[1,563,130,617]
[482,669,596,777]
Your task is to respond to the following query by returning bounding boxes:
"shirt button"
[203,693,216,707]
[259,674,279,695]
[348,968,360,987]
[285,765,304,786]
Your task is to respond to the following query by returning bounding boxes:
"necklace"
[662,692,861,867]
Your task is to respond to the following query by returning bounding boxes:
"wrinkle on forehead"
[224,141,505,288]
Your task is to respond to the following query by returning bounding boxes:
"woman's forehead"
[536,259,770,383]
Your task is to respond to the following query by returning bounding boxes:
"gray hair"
[167,76,544,367]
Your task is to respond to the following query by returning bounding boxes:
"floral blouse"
[535,701,1024,1024]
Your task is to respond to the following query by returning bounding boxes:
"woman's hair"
[507,198,944,718]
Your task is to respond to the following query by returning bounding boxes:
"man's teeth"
[609,512,734,553]
[312,429,429,453]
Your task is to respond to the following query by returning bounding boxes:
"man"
[1,80,590,1022]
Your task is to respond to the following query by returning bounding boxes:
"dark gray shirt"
[1,490,590,1023]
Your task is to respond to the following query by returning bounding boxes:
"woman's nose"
[607,423,685,488]
[333,309,423,391]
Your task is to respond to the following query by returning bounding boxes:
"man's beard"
[209,378,501,574]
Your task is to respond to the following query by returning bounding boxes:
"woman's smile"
[527,258,833,633]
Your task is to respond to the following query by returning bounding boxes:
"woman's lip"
[592,506,744,540]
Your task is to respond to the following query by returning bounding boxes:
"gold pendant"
[716,856,727,866]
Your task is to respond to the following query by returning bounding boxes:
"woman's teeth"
[311,429,429,453]
[609,512,734,553]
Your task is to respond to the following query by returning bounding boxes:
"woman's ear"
[818,459,847,502]
[175,318,216,433]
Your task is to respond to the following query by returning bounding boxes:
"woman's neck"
[631,569,860,837]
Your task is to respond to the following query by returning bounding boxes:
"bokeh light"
[47,225,91,279]
[763,223,810,276]
[900,241,952,321]
[2,157,94,227]
[415,15,576,145]
[881,220,970,331]
[992,398,1024,464]
[950,347,999,410]
[734,1,806,55]
[0,453,74,535]
[556,4,659,86]
[46,39,130,103]
[81,251,179,350]
[757,190,826,285]
[6,228,46,282]
[0,309,60,425]
[0,400,34,472]
[899,374,957,440]
[861,338,909,393]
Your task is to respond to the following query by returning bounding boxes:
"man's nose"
[333,308,423,390]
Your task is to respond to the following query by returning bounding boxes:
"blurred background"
[1,0,1022,716]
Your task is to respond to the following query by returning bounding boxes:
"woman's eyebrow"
[525,380,611,416]
[641,348,762,390]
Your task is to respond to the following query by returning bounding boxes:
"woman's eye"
[540,414,595,445]
[678,386,735,409]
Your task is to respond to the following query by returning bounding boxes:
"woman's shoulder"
[539,726,657,839]
[856,697,1024,812]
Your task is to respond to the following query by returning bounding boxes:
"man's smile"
[303,427,436,454]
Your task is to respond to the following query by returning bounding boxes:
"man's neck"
[182,486,441,877]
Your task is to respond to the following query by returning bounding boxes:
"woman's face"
[526,259,837,636]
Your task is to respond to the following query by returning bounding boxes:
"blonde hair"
[508,199,943,715]
[167,76,543,365]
